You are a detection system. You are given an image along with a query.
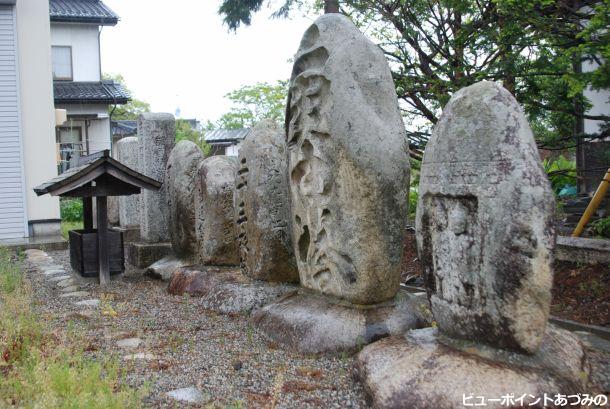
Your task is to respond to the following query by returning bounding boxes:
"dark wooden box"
[69,229,125,277]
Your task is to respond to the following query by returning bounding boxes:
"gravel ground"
[28,249,368,408]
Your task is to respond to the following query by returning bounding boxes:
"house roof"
[34,150,161,197]
[49,0,119,25]
[111,120,137,136]
[205,128,250,144]
[54,81,130,105]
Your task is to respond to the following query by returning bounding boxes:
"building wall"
[56,104,111,155]
[583,59,610,137]
[16,0,60,229]
[50,22,100,82]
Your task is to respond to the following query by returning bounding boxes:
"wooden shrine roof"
[34,150,161,197]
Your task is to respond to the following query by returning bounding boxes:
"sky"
[101,1,314,123]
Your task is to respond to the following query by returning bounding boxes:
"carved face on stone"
[416,81,555,354]
[286,15,410,304]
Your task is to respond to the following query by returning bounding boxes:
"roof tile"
[50,0,119,25]
[54,81,130,105]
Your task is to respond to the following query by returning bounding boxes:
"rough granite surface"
[356,326,590,409]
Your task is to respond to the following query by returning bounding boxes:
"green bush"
[590,216,610,238]
[542,156,577,194]
[409,187,418,218]
[60,198,83,222]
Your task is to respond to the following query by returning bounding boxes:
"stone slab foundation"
[251,290,430,355]
[556,236,610,265]
[111,226,140,244]
[167,266,296,315]
[355,325,591,409]
[126,241,172,268]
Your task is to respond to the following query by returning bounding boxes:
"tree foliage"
[176,119,212,156]
[214,80,288,129]
[218,0,610,153]
[103,73,151,120]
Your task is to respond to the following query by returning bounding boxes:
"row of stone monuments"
[112,14,593,408]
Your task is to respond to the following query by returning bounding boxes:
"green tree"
[219,0,339,30]
[217,0,610,153]
[103,73,151,120]
[214,80,287,129]
[176,119,211,156]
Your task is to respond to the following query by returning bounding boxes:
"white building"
[50,0,129,173]
[0,0,62,240]
[205,128,250,157]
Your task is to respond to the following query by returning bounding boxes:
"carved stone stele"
[117,136,140,228]
[235,120,298,282]
[286,14,410,305]
[195,156,239,266]
[138,113,175,243]
[166,140,204,259]
[416,81,556,354]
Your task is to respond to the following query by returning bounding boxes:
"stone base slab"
[111,226,140,244]
[251,290,430,355]
[146,255,193,281]
[356,325,591,409]
[168,266,296,314]
[556,236,610,265]
[127,242,172,268]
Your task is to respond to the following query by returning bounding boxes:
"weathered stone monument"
[195,155,239,265]
[167,151,295,312]
[117,137,141,228]
[139,113,175,243]
[417,81,556,353]
[147,140,204,279]
[234,120,298,282]
[356,81,590,407]
[127,113,175,268]
[252,14,427,354]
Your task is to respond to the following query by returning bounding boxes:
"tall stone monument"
[252,14,426,354]
[234,120,298,282]
[356,81,590,408]
[117,136,141,228]
[126,113,174,268]
[167,141,204,259]
[138,113,175,243]
[285,14,410,305]
[195,155,239,265]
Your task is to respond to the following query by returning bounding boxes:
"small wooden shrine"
[34,150,161,285]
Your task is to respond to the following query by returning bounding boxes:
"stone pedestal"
[111,226,140,244]
[167,266,295,314]
[356,326,590,409]
[127,241,172,268]
[252,290,430,355]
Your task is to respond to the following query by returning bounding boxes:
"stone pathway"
[25,249,98,312]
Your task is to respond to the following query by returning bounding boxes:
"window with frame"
[52,46,73,80]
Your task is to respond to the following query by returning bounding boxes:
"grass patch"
[0,247,145,408]
[61,221,83,240]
